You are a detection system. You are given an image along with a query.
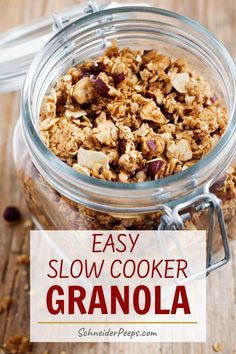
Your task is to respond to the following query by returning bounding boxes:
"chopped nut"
[148,160,164,180]
[65,109,87,118]
[212,342,223,352]
[93,120,118,147]
[148,89,164,105]
[185,95,195,105]
[167,139,192,161]
[119,151,143,173]
[142,50,158,63]
[73,77,95,104]
[146,54,170,71]
[118,170,129,183]
[135,170,147,182]
[140,101,166,124]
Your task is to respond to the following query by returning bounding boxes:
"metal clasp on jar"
[52,0,110,49]
[158,186,230,275]
[52,0,101,32]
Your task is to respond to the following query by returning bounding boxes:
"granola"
[14,42,236,249]
[18,150,236,244]
[39,41,227,183]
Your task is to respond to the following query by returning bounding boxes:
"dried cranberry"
[118,139,127,154]
[80,103,91,110]
[211,95,218,103]
[184,108,193,115]
[3,206,21,222]
[79,67,91,78]
[160,107,173,121]
[94,77,110,97]
[113,72,125,87]
[78,62,106,79]
[146,140,157,155]
[94,62,106,74]
[148,160,163,180]
[98,166,103,175]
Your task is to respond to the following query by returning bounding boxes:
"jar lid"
[0,0,123,93]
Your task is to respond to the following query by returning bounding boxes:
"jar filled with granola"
[3,5,236,273]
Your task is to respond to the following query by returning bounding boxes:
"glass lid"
[0,0,118,93]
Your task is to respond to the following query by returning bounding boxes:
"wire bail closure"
[52,0,101,33]
[158,188,230,275]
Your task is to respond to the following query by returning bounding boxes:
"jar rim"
[21,6,236,209]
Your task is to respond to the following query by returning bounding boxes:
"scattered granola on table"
[212,341,224,352]
[3,335,31,354]
[0,295,11,313]
[16,254,30,266]
[40,41,227,182]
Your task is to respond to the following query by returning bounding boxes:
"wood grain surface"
[0,0,236,353]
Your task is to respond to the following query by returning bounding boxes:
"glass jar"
[12,6,236,272]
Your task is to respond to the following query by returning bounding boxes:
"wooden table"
[0,0,236,353]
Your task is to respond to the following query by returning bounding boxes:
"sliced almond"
[159,133,173,141]
[77,147,110,169]
[134,124,149,137]
[171,73,189,93]
[40,117,59,130]
[93,120,118,146]
[185,95,195,105]
[73,163,90,176]
[65,109,87,118]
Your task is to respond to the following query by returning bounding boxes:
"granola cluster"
[18,140,236,233]
[0,295,11,314]
[40,41,227,183]
[3,335,30,354]
[40,43,227,182]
